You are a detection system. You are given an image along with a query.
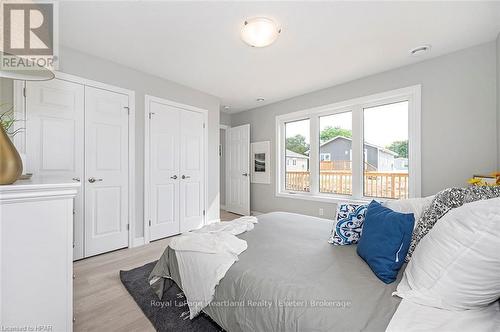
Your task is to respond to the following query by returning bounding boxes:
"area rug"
[120,261,223,332]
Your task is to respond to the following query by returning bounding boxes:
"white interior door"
[148,101,180,241]
[179,109,205,232]
[84,86,129,257]
[226,124,250,215]
[25,79,85,260]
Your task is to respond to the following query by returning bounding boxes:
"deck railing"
[285,171,409,199]
[320,161,377,172]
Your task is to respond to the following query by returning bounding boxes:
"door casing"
[225,124,251,216]
[144,94,209,245]
[13,72,136,255]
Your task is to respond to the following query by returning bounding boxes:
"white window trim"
[275,85,421,204]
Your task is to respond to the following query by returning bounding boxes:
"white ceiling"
[60,1,500,113]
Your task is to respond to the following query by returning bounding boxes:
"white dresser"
[0,178,79,332]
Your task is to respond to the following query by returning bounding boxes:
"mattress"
[150,212,403,331]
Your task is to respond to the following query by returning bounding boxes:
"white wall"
[231,42,498,218]
[56,47,221,239]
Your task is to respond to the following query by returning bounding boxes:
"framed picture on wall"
[251,141,271,184]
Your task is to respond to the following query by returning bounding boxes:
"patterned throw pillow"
[328,204,368,245]
[406,186,500,261]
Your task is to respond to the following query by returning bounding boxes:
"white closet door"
[25,79,85,260]
[179,110,205,232]
[148,101,180,241]
[84,86,129,257]
[226,124,250,216]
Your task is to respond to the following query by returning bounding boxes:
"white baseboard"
[131,237,145,248]
[251,210,264,216]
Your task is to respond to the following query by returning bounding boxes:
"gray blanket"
[149,212,403,332]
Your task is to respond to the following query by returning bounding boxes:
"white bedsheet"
[170,216,258,319]
[386,299,500,332]
[193,216,257,235]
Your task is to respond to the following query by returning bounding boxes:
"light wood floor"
[73,210,241,332]
[220,209,242,221]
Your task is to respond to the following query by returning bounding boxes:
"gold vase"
[0,125,23,185]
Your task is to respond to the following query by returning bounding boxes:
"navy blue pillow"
[357,200,415,284]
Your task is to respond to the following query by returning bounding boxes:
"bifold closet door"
[149,102,181,241]
[84,86,129,257]
[25,79,85,260]
[148,99,205,241]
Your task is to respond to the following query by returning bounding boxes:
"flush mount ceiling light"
[223,105,231,111]
[241,17,281,48]
[409,45,431,56]
[256,98,265,102]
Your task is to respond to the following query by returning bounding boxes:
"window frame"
[276,85,421,203]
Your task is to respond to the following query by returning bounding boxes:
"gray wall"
[231,42,498,218]
[44,47,220,239]
[220,111,231,126]
[0,79,13,106]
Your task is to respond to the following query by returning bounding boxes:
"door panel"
[25,79,85,260]
[149,101,180,241]
[226,124,250,215]
[40,118,76,170]
[93,186,122,235]
[179,110,205,232]
[85,86,129,257]
[95,123,122,170]
[156,184,176,224]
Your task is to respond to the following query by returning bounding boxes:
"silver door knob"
[242,173,249,177]
[72,177,80,182]
[88,177,103,183]
[170,175,178,179]
[181,175,191,179]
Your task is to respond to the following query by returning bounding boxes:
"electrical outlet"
[319,208,324,216]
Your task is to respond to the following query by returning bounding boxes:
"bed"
[150,212,403,331]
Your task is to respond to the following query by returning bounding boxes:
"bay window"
[276,86,421,202]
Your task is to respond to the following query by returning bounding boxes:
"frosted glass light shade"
[241,17,281,48]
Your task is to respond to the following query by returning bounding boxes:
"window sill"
[275,191,373,205]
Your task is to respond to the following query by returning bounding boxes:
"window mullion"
[309,115,319,195]
[351,107,363,199]
[278,120,286,194]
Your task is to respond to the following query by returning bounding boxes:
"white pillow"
[382,195,434,229]
[394,197,500,310]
